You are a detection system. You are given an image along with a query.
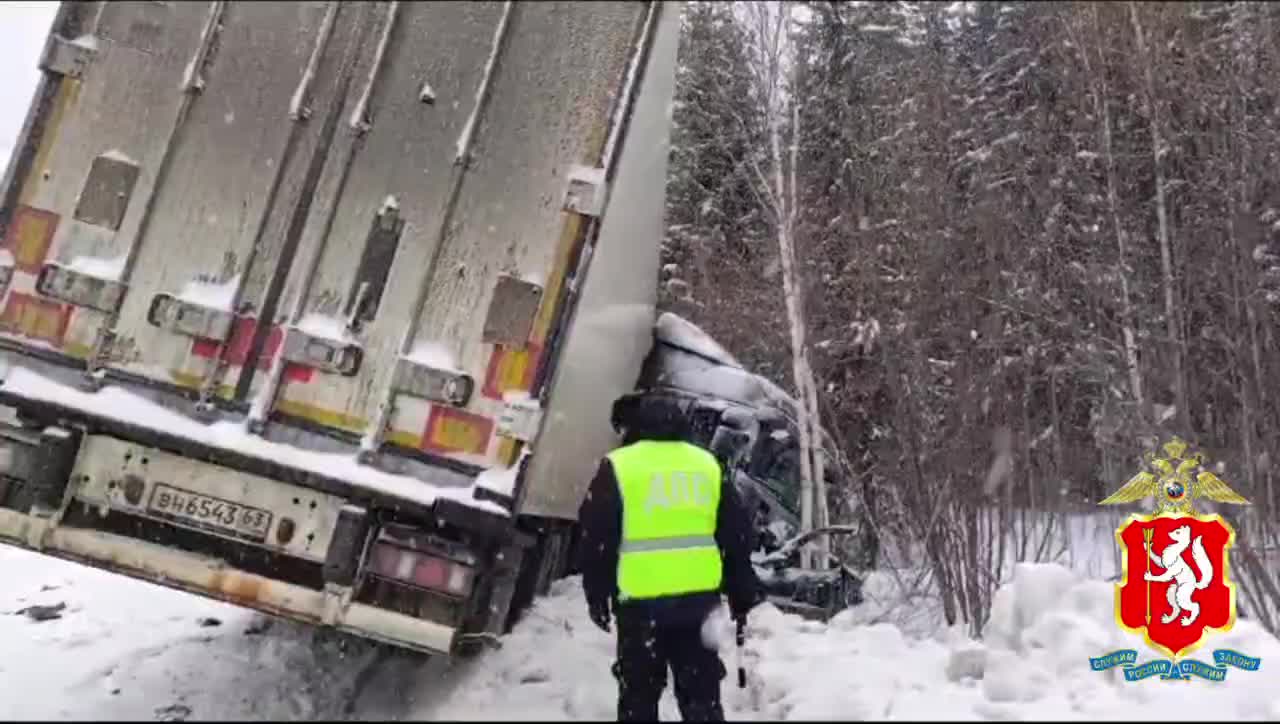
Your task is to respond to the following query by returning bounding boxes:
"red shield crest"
[1116,513,1237,659]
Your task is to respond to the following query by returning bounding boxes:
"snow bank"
[0,365,507,517]
[424,565,1280,721]
[973,562,1280,718]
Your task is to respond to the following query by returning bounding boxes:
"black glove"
[588,599,611,633]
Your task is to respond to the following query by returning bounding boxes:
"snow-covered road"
[3,542,1279,721]
[0,544,439,721]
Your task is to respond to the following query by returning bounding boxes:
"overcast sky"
[1,2,58,165]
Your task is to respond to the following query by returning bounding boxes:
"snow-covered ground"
[0,544,439,721]
[3,540,1279,721]
[425,566,1280,721]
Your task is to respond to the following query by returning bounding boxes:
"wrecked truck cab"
[632,313,866,621]
[752,525,866,622]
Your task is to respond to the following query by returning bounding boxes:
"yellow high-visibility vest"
[607,440,723,601]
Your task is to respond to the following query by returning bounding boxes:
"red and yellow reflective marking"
[422,405,493,457]
[482,341,542,400]
[3,206,59,274]
[275,398,367,435]
[0,292,72,346]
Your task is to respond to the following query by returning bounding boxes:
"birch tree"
[1128,2,1188,433]
[737,1,829,565]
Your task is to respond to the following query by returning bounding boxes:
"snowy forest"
[659,1,1280,637]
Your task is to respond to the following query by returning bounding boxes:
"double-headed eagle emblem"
[1100,437,1249,515]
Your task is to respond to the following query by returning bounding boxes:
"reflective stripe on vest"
[608,440,723,601]
[618,534,718,554]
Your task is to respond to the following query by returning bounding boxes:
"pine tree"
[660,1,789,380]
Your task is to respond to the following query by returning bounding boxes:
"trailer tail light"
[368,542,475,598]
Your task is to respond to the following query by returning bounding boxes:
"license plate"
[147,483,273,542]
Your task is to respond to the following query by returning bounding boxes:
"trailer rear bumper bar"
[0,507,457,654]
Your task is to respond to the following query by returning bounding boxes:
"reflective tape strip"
[619,534,717,554]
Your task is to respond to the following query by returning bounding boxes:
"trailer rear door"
[3,1,653,475]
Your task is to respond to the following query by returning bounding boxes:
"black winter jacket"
[576,448,763,627]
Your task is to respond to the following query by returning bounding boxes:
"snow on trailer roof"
[0,365,509,517]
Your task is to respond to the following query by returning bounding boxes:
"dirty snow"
[0,365,508,517]
[0,545,398,721]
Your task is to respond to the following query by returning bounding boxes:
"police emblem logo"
[1088,437,1264,682]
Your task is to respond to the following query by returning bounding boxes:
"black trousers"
[612,607,727,722]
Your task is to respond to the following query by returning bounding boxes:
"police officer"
[577,395,763,722]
